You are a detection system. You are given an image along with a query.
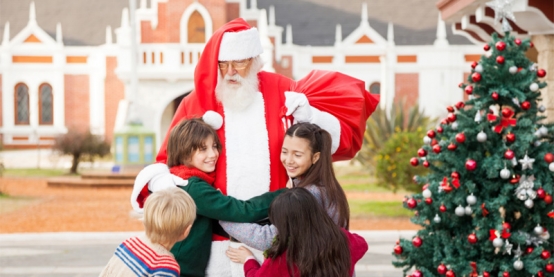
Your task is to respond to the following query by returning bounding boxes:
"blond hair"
[143,187,196,245]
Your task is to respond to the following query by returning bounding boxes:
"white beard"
[215,70,259,112]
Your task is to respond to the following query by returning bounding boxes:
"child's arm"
[219,221,277,251]
[185,178,285,222]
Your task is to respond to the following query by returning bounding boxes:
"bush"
[53,129,111,174]
[375,130,429,193]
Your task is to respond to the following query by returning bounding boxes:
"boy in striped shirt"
[100,187,196,277]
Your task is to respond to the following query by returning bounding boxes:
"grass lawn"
[2,168,69,178]
[348,199,413,218]
[0,194,39,214]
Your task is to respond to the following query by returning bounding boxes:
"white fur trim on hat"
[218,28,263,61]
[203,110,223,130]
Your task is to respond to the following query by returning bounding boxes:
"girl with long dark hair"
[220,122,350,250]
[226,187,368,277]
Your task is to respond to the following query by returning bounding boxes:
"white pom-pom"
[203,110,223,130]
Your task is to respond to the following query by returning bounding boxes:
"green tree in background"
[393,32,554,277]
[53,129,111,174]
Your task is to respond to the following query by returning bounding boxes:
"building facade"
[0,0,482,149]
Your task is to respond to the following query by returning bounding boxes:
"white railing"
[138,43,204,70]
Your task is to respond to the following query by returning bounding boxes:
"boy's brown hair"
[166,118,222,168]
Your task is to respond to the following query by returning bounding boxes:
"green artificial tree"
[392,31,554,277]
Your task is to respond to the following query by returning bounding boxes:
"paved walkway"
[0,230,415,277]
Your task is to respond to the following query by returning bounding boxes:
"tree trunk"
[70,153,81,174]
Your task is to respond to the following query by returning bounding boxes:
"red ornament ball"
[394,245,403,255]
[451,171,460,179]
[503,271,510,277]
[410,158,419,166]
[546,264,554,273]
[455,102,465,110]
[526,246,534,254]
[502,222,511,230]
[483,272,490,277]
[496,56,505,64]
[447,143,457,151]
[468,233,478,244]
[501,108,513,118]
[431,139,438,146]
[541,250,551,260]
[441,119,448,125]
[465,159,477,171]
[514,38,522,45]
[437,126,444,133]
[496,41,506,51]
[484,44,491,51]
[433,145,442,154]
[492,92,499,100]
[412,236,423,247]
[422,184,429,191]
[418,148,427,157]
[544,153,554,163]
[425,198,433,205]
[446,270,456,277]
[506,133,516,143]
[538,271,544,277]
[545,194,553,204]
[504,149,515,160]
[407,198,417,209]
[427,130,436,139]
[472,72,482,82]
[455,133,466,143]
[465,85,474,95]
[458,82,463,88]
[423,161,430,168]
[413,270,423,277]
[537,69,547,78]
[537,188,546,199]
[521,101,531,110]
[439,204,447,213]
[530,42,534,48]
[447,106,455,113]
[437,264,447,275]
[447,113,457,122]
[471,61,478,69]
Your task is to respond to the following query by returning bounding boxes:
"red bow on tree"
[489,228,511,240]
[469,262,478,277]
[441,177,453,192]
[481,203,489,216]
[487,108,517,133]
[548,211,554,218]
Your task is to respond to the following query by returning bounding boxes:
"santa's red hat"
[193,18,263,112]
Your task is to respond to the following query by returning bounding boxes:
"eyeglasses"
[218,58,252,70]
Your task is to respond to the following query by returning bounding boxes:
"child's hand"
[226,246,254,264]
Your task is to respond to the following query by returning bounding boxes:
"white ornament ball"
[464,206,473,215]
[477,131,487,142]
[500,168,511,179]
[509,66,518,74]
[422,189,432,199]
[475,64,483,73]
[535,140,542,147]
[535,130,542,138]
[466,194,477,205]
[524,199,534,209]
[451,122,459,130]
[423,136,432,145]
[513,260,524,271]
[530,83,539,92]
[433,214,441,223]
[534,225,544,235]
[455,205,465,216]
[492,237,504,247]
[517,190,528,201]
[539,105,546,112]
[540,126,549,136]
[549,162,554,172]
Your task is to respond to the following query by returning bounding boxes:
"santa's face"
[215,58,261,111]
[280,135,320,179]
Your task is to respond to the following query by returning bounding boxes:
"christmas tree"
[392,31,554,277]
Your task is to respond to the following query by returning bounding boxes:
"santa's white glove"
[130,163,188,213]
[285,91,315,123]
[284,91,342,154]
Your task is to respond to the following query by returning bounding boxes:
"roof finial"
[269,6,275,27]
[387,22,395,46]
[258,8,268,38]
[434,12,449,47]
[335,24,342,46]
[361,2,368,24]
[286,24,293,46]
[121,8,130,28]
[2,22,10,47]
[56,23,63,45]
[140,0,147,9]
[106,25,113,44]
[251,0,257,10]
[29,2,37,24]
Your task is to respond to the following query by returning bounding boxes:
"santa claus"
[132,18,378,276]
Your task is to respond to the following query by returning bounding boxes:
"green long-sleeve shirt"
[171,176,283,277]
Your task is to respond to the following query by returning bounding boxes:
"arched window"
[14,83,30,125]
[39,83,53,125]
[369,82,381,95]
[187,10,205,43]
